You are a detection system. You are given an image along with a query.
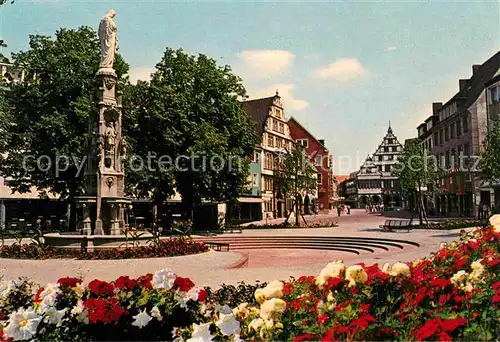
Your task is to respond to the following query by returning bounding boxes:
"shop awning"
[237,197,264,203]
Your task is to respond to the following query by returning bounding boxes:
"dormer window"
[275,109,282,118]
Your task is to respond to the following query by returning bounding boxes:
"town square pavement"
[1,210,473,288]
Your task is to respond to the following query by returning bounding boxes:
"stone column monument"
[76,9,131,236]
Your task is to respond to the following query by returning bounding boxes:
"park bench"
[204,241,230,251]
[379,219,413,233]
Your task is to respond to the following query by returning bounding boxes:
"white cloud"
[385,46,398,52]
[249,83,308,111]
[235,50,295,79]
[313,58,367,82]
[128,67,155,84]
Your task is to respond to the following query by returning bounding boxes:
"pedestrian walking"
[337,205,342,217]
[347,205,351,215]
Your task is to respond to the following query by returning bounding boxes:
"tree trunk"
[295,194,300,226]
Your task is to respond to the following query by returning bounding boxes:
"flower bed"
[243,222,338,229]
[413,219,484,230]
[0,238,208,260]
[0,218,499,341]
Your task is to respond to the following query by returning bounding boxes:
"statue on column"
[104,122,116,169]
[98,9,118,70]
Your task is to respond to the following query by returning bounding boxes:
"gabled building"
[241,92,296,219]
[415,50,500,216]
[349,124,403,208]
[288,117,333,212]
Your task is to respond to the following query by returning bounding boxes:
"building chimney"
[432,102,443,115]
[459,79,470,91]
[318,139,325,146]
[472,64,481,74]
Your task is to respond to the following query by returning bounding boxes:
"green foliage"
[124,48,259,216]
[205,281,268,307]
[273,144,317,225]
[480,119,500,181]
[393,139,441,222]
[0,27,130,199]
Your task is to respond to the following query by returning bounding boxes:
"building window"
[439,129,444,145]
[384,146,389,152]
[456,120,461,136]
[388,138,393,144]
[315,155,322,166]
[268,135,274,147]
[450,123,455,139]
[252,151,259,163]
[317,173,322,184]
[272,119,278,131]
[275,109,282,118]
[276,138,282,148]
[463,117,468,133]
[252,173,258,187]
[433,132,439,146]
[297,139,308,148]
[384,165,391,172]
[445,126,449,141]
[279,122,284,133]
[489,85,500,104]
[392,146,398,152]
[388,155,394,161]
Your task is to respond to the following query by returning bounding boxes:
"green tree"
[125,48,259,219]
[274,145,317,226]
[481,119,500,182]
[0,27,129,227]
[393,139,440,225]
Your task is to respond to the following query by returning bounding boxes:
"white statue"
[98,9,118,69]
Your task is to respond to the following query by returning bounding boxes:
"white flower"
[216,313,240,336]
[233,334,244,342]
[345,265,368,287]
[150,306,163,321]
[214,303,232,315]
[43,308,66,327]
[131,309,152,329]
[254,281,284,304]
[259,298,286,321]
[172,327,184,341]
[186,286,203,301]
[70,300,84,316]
[73,282,85,298]
[316,261,345,288]
[451,270,468,285]
[175,294,190,310]
[152,269,177,290]
[187,322,214,342]
[0,280,15,304]
[38,283,60,313]
[4,307,42,341]
[489,214,500,232]
[388,262,410,277]
[248,318,264,332]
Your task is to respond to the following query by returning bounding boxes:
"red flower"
[88,279,115,296]
[359,304,370,312]
[431,278,451,288]
[0,328,13,342]
[414,318,440,341]
[436,331,452,341]
[173,276,195,292]
[283,283,293,294]
[34,288,44,303]
[492,281,500,291]
[318,313,329,324]
[114,276,138,290]
[57,277,82,288]
[293,333,316,342]
[197,288,208,302]
[326,277,343,290]
[136,274,153,289]
[441,318,468,332]
[83,297,128,324]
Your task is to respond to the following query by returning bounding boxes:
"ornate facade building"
[241,92,297,219]
[347,125,403,208]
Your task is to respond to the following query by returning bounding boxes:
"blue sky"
[1,0,499,174]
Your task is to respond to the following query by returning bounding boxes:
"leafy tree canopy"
[124,48,260,215]
[480,119,500,182]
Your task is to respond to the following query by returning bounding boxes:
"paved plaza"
[0,210,473,288]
